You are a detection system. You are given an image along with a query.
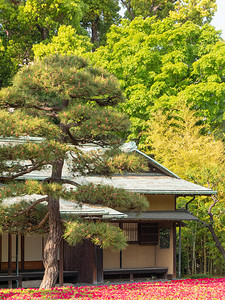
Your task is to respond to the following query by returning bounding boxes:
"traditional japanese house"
[0,140,216,285]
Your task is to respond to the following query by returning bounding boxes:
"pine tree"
[0,54,148,288]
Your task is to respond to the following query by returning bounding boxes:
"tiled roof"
[85,174,216,196]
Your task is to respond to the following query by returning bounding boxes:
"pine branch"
[69,95,119,106]
[0,163,43,180]
[25,212,49,233]
[43,177,80,187]
[13,196,49,217]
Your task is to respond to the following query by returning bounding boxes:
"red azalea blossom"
[0,278,225,299]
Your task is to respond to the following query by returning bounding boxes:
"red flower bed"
[0,278,224,299]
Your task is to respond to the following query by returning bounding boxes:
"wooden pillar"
[21,235,24,271]
[16,235,19,288]
[8,233,12,288]
[173,223,177,279]
[0,235,2,272]
[120,251,122,269]
[96,246,103,283]
[92,244,104,284]
[178,222,182,279]
[119,223,123,269]
[59,239,64,287]
[93,245,97,284]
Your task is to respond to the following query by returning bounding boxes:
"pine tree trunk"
[40,196,62,289]
[40,159,63,289]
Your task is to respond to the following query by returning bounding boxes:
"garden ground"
[0,278,224,299]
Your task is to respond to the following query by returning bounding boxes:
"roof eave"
[120,189,217,195]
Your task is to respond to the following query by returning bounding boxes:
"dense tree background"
[120,0,216,24]
[91,17,225,146]
[0,0,87,86]
[1,0,225,278]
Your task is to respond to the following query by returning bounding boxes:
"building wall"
[1,234,45,271]
[103,249,120,269]
[2,234,43,262]
[2,234,21,262]
[122,244,156,268]
[24,235,43,261]
[103,222,174,276]
[155,222,174,275]
[146,195,175,211]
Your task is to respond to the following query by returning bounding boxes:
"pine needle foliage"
[0,54,149,276]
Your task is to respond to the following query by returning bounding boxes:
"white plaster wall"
[2,234,21,262]
[24,235,43,261]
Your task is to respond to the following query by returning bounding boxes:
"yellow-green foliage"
[33,25,92,58]
[108,152,149,173]
[143,101,225,188]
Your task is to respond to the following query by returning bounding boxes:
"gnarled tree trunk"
[40,196,62,289]
[40,159,63,289]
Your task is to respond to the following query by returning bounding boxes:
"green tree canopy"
[91,17,224,146]
[33,25,92,58]
[0,0,86,86]
[120,0,216,25]
[0,54,148,288]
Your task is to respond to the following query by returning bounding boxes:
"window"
[111,222,159,245]
[160,228,170,249]
[138,223,158,245]
[123,223,138,243]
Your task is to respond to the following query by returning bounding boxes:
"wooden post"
[8,233,12,288]
[96,246,103,283]
[178,222,181,279]
[16,235,19,288]
[120,251,122,269]
[173,223,177,279]
[0,235,2,272]
[119,223,123,269]
[93,245,97,284]
[59,239,64,287]
[21,235,24,271]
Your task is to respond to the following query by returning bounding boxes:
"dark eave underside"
[123,210,199,221]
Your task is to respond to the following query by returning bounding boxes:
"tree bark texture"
[40,159,64,289]
[39,196,62,289]
[91,18,99,44]
[207,224,225,261]
[206,195,225,262]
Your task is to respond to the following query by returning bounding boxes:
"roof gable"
[121,142,180,178]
